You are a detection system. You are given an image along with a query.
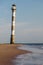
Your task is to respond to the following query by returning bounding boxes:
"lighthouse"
[10,4,16,44]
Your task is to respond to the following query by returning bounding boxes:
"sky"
[0,0,43,43]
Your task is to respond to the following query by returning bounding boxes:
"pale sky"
[0,0,43,43]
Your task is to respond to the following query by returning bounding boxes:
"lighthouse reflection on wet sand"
[10,4,16,44]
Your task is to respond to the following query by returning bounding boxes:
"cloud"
[16,22,43,43]
[0,22,11,43]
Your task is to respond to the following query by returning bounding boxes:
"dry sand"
[0,44,32,65]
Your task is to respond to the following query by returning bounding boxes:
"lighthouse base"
[10,35,14,44]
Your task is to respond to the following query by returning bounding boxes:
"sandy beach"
[0,44,31,65]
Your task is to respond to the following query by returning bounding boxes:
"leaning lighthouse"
[10,4,16,44]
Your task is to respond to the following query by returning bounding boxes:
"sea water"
[12,44,43,65]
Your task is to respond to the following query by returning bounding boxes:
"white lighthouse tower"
[10,4,16,44]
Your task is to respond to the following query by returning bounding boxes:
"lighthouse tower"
[10,4,16,44]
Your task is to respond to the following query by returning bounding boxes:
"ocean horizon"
[16,43,43,45]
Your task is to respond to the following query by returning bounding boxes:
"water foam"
[12,45,43,65]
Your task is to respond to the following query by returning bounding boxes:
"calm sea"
[12,43,43,65]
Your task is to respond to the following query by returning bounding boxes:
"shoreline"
[0,44,32,65]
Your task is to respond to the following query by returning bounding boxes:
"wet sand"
[0,44,32,65]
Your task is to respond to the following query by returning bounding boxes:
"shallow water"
[12,45,43,65]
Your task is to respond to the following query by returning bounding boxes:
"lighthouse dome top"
[12,4,16,10]
[12,4,16,6]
